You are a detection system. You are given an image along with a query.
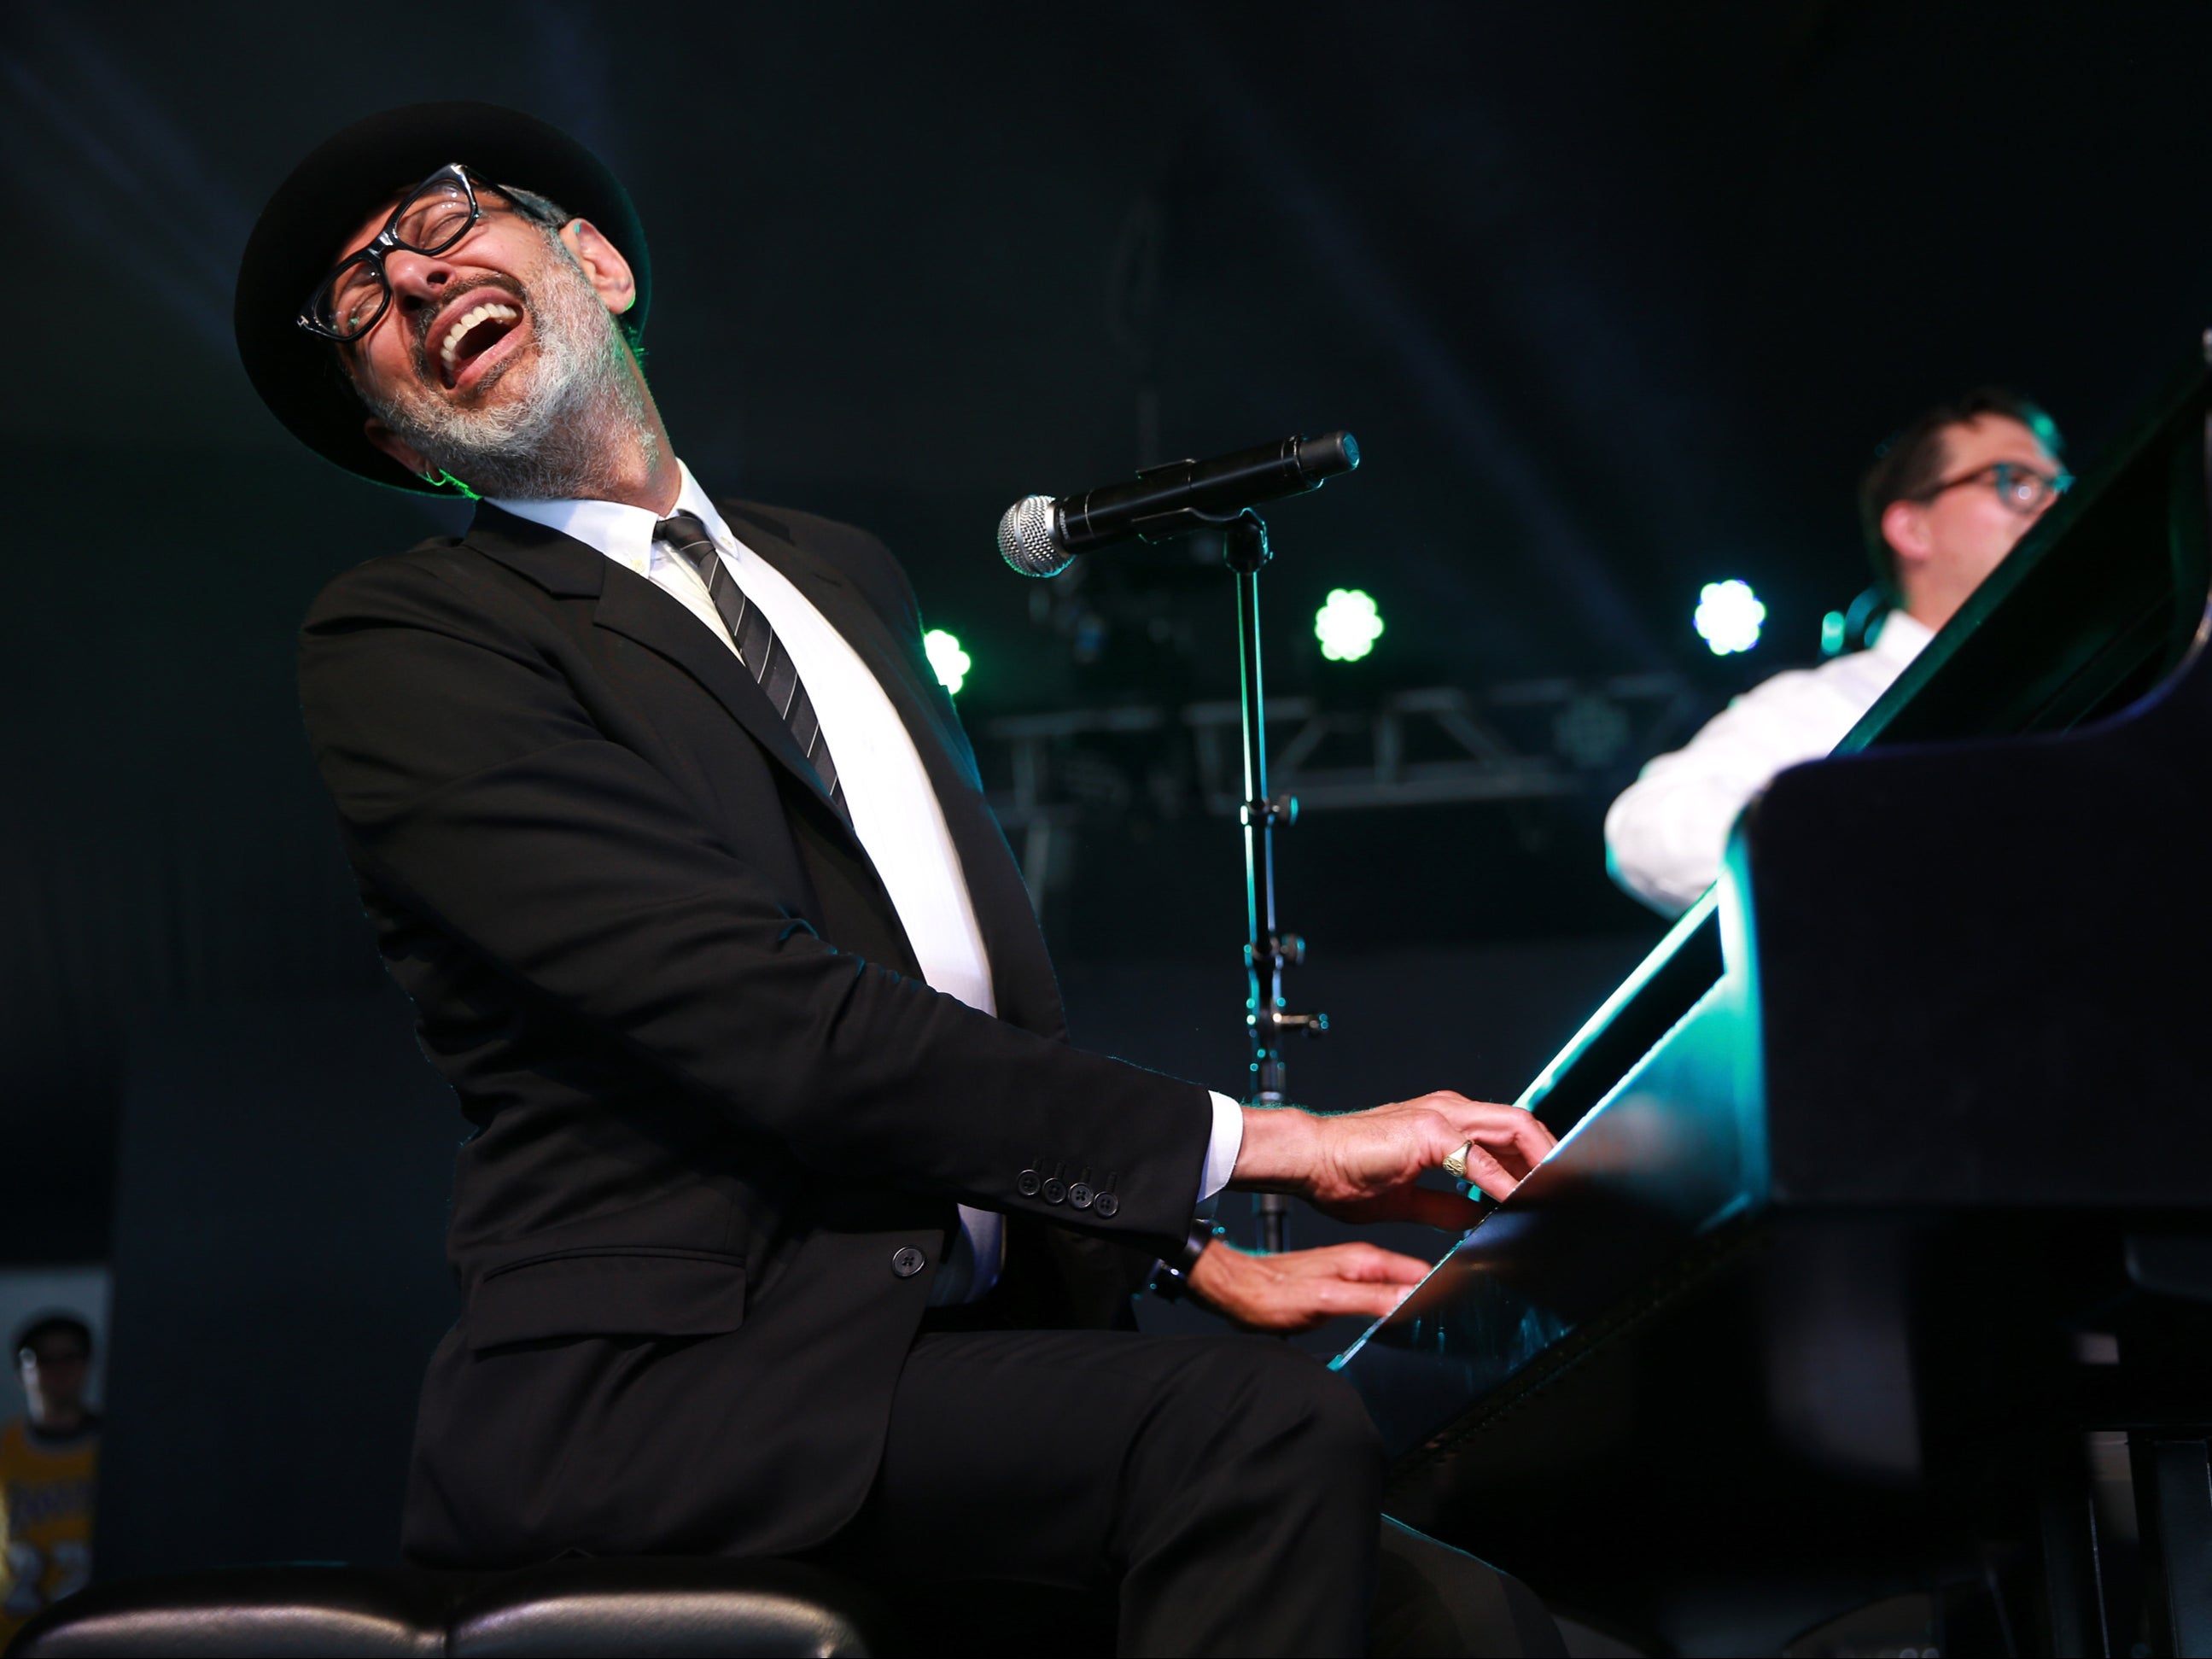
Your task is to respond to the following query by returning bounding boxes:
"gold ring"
[1442,1142,1473,1181]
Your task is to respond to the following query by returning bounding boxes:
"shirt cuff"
[1198,1091,1244,1206]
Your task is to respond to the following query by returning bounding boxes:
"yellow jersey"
[0,1415,98,1646]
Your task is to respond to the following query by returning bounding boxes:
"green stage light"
[1316,588,1384,662]
[1693,580,1766,656]
[924,628,972,694]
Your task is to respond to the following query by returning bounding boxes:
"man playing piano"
[1606,389,2069,915]
[235,102,1565,1656]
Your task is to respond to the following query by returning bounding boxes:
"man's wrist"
[1147,1221,1226,1302]
[1229,1102,1320,1190]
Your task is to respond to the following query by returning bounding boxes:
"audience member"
[1,1313,100,1645]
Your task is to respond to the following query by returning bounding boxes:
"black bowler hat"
[233,102,651,496]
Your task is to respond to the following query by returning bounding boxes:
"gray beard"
[361,238,657,502]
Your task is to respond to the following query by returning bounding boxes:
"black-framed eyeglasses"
[298,162,485,342]
[1916,460,2075,516]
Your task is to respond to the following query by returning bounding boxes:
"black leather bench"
[5,1559,889,1657]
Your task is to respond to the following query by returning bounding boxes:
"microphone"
[998,430,1360,577]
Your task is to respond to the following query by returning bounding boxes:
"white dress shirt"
[491,464,1242,1300]
[1604,612,1934,916]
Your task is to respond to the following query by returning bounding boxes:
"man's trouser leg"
[827,1328,1381,1656]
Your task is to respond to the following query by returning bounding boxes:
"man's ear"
[560,217,638,317]
[1881,499,1933,568]
[365,417,436,482]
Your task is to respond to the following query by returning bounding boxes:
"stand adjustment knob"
[1242,934,1307,971]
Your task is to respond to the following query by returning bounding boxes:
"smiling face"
[330,178,665,503]
[335,183,573,408]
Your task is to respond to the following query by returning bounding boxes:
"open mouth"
[436,300,524,390]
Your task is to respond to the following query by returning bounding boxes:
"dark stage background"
[5,0,2211,1576]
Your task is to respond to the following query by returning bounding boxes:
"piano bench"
[4,1557,890,1657]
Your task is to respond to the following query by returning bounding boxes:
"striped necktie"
[654,511,847,819]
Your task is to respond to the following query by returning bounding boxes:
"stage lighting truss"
[978,675,1696,897]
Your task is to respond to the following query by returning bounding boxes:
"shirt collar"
[487,461,739,574]
[1871,609,1935,664]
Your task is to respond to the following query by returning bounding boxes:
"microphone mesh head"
[997,495,1072,577]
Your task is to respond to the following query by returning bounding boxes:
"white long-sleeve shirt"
[490,464,1242,1300]
[1604,613,1934,916]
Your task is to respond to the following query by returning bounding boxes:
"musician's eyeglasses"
[298,163,488,342]
[1916,461,2075,516]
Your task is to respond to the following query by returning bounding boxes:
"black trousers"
[820,1328,1562,1657]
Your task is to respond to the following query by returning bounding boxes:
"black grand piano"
[1337,349,2212,1657]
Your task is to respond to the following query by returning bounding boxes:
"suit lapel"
[730,507,1071,1042]
[463,504,845,822]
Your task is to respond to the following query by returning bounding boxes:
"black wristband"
[1147,1220,1226,1302]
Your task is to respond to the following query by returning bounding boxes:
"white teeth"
[438,301,521,376]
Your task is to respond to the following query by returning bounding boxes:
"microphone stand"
[1211,509,1326,1253]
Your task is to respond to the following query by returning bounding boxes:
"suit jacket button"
[1017,1170,1042,1197]
[1094,1194,1119,1218]
[891,1247,926,1278]
[1042,1178,1067,1204]
[1068,1182,1095,1210]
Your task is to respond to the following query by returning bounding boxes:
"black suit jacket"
[297,498,1213,1567]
